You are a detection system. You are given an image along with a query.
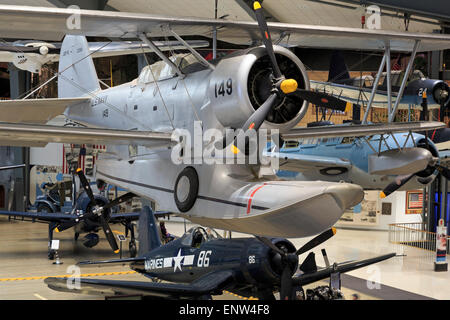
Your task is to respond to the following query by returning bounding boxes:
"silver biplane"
[0,3,446,248]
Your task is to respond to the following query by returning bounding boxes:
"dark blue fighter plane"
[0,168,169,259]
[45,206,395,300]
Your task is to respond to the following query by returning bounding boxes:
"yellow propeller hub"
[253,1,262,10]
[280,79,298,94]
[230,144,240,155]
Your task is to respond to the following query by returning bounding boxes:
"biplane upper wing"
[0,5,449,52]
[0,40,209,62]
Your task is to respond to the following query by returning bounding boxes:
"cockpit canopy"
[180,226,222,248]
[137,53,198,84]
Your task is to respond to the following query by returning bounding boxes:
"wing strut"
[169,28,215,70]
[362,40,421,123]
[388,40,420,122]
[138,33,183,78]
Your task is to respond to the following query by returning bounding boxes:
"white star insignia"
[172,249,184,272]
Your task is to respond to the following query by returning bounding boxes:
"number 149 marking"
[215,78,233,97]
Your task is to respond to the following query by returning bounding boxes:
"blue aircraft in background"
[269,121,450,198]
[310,51,450,112]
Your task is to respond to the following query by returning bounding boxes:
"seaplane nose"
[324,182,364,210]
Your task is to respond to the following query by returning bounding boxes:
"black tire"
[174,167,199,212]
[37,203,54,213]
[48,250,55,260]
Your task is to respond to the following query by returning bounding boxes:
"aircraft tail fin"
[328,50,350,83]
[58,35,100,98]
[138,206,162,256]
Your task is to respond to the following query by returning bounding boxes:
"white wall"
[336,190,423,231]
[30,143,63,166]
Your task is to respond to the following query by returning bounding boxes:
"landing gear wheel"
[38,203,53,213]
[174,167,199,212]
[129,241,137,258]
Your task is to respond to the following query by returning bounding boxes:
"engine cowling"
[416,137,440,181]
[209,45,309,132]
[431,81,450,106]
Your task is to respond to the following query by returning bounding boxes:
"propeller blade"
[253,1,282,79]
[76,168,96,205]
[380,174,415,198]
[279,265,293,300]
[436,165,450,180]
[218,92,278,151]
[295,228,336,256]
[255,235,286,256]
[54,221,77,233]
[290,89,360,113]
[242,92,278,132]
[100,214,119,253]
[101,192,136,211]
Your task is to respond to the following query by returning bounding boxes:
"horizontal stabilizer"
[0,98,89,124]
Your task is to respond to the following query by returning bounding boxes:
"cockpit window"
[137,53,198,84]
[180,226,222,247]
[409,70,425,82]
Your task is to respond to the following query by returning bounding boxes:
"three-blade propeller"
[76,168,136,254]
[221,2,359,152]
[256,227,336,300]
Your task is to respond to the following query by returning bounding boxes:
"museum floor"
[0,217,448,300]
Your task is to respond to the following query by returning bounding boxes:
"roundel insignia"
[174,166,199,212]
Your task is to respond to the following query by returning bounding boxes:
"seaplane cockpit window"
[137,53,198,84]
